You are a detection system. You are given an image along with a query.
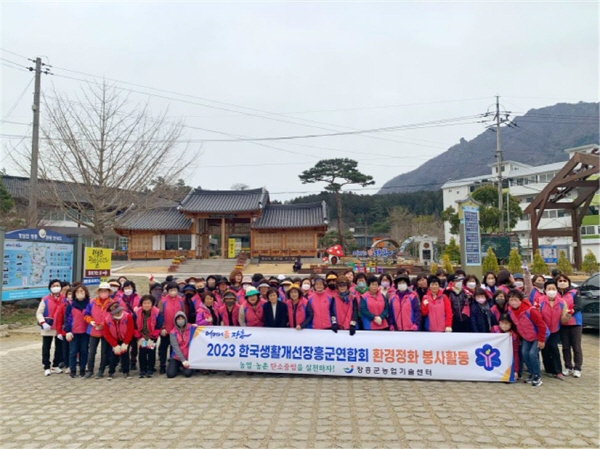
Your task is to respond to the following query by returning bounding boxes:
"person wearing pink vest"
[218,291,241,326]
[134,295,164,378]
[83,282,115,378]
[306,278,336,331]
[529,275,546,309]
[285,284,310,330]
[196,291,221,326]
[167,311,197,378]
[556,274,583,378]
[490,290,509,322]
[359,276,390,331]
[421,276,452,332]
[508,289,547,387]
[158,282,186,375]
[64,285,91,378]
[389,275,421,331]
[539,280,568,379]
[36,279,67,376]
[332,278,359,335]
[239,288,266,327]
[103,301,134,380]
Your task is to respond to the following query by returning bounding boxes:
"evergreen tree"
[442,254,454,274]
[531,250,549,275]
[507,248,522,274]
[482,247,499,273]
[557,250,573,276]
[582,250,598,275]
[444,237,461,264]
[430,262,438,275]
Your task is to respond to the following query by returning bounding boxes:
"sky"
[1,2,598,201]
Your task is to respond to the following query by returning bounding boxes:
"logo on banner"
[475,344,501,371]
[344,366,355,374]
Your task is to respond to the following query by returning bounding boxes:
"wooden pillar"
[221,217,226,259]
[530,210,539,257]
[572,209,582,269]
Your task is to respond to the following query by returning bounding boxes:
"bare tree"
[14,82,198,246]
[231,183,249,190]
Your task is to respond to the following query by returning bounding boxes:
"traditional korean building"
[115,187,328,260]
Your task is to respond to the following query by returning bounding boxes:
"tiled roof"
[114,207,192,231]
[252,202,328,229]
[180,188,269,213]
[1,175,91,204]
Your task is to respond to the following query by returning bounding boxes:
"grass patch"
[0,304,38,326]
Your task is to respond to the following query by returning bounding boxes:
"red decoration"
[326,245,344,257]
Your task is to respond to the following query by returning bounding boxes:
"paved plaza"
[0,330,598,449]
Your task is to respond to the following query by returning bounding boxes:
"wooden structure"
[524,151,599,268]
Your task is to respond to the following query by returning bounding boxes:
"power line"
[2,76,34,121]
[0,47,30,61]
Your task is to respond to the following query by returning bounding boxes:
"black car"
[578,273,599,329]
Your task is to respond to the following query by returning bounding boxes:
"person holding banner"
[389,274,420,331]
[421,276,452,332]
[498,313,521,379]
[306,277,337,331]
[239,288,266,327]
[167,311,197,378]
[285,284,310,330]
[359,276,389,330]
[331,277,358,334]
[507,289,547,387]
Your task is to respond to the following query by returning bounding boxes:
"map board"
[2,229,74,301]
[462,206,482,266]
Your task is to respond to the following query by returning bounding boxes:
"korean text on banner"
[84,247,112,278]
[188,327,515,382]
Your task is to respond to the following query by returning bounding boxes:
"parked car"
[578,273,599,329]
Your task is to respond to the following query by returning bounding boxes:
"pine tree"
[507,248,522,274]
[531,250,549,275]
[442,254,454,274]
[581,250,598,275]
[557,250,573,276]
[482,247,499,273]
[444,237,461,264]
[430,262,438,275]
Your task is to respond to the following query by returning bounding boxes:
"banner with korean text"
[188,327,515,382]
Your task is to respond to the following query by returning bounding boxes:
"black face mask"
[196,287,205,294]
[185,292,194,298]
[327,283,336,290]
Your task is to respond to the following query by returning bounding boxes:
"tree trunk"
[335,191,345,253]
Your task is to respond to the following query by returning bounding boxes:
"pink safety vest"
[363,291,388,330]
[333,292,357,330]
[540,297,565,334]
[558,289,578,326]
[242,299,266,327]
[286,298,307,328]
[425,293,447,332]
[172,325,194,360]
[391,291,418,331]
[160,296,185,332]
[196,304,214,326]
[41,294,64,329]
[134,306,160,335]
[309,291,333,329]
[71,306,88,334]
[105,313,131,342]
[219,303,240,326]
[509,307,540,342]
[87,297,112,337]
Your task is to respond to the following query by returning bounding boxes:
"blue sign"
[539,245,558,264]
[462,207,481,266]
[83,277,101,286]
[2,229,74,301]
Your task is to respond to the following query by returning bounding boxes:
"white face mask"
[514,281,524,288]
[397,283,408,292]
[110,287,118,293]
[189,282,195,287]
[50,286,61,294]
[557,281,569,288]
[476,296,487,305]
[169,290,178,298]
[302,284,311,291]
[454,281,463,289]
[76,293,86,300]
[381,281,390,289]
[123,289,133,296]
[467,282,477,290]
[176,319,186,327]
[546,290,557,299]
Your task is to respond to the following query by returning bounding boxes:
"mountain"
[379,102,599,193]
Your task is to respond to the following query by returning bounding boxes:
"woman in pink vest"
[508,289,547,387]
[286,284,310,330]
[83,282,114,378]
[529,275,546,309]
[539,280,568,379]
[389,274,421,331]
[167,311,197,378]
[196,291,220,326]
[158,282,186,375]
[306,277,336,331]
[134,295,163,378]
[239,288,266,327]
[332,278,359,335]
[36,279,67,376]
[219,291,241,326]
[103,301,134,380]
[64,285,90,378]
[556,274,583,378]
[359,276,389,330]
[421,276,452,332]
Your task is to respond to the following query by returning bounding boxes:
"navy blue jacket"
[262,301,289,328]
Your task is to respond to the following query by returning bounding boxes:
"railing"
[127,250,195,260]
[254,249,316,257]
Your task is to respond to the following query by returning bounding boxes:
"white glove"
[113,346,122,355]
[41,323,51,330]
[206,315,213,323]
[120,343,128,353]
[182,361,190,369]
[445,327,452,333]
[66,332,74,342]
[148,340,156,350]
[160,329,167,337]
[56,334,64,341]
[423,300,429,306]
[374,316,382,325]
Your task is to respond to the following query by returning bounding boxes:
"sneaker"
[84,371,93,379]
[79,373,85,378]
[524,375,533,384]
[51,367,63,374]
[146,372,153,378]
[573,370,581,378]
[139,372,146,378]
[130,364,137,371]
[58,362,66,369]
[95,371,104,379]
[532,376,543,387]
[159,367,166,375]
[555,373,565,381]
[64,367,71,375]
[107,374,113,381]
[70,372,76,379]
[44,369,52,376]
[562,369,572,376]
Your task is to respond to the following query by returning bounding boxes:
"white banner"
[188,327,515,382]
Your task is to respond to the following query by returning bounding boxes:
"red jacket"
[103,312,134,347]
[133,306,163,340]
[421,290,452,332]
[509,299,547,344]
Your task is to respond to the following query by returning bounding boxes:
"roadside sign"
[84,247,112,278]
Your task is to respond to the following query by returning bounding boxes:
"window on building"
[525,196,534,203]
[165,234,191,250]
[557,210,565,218]
[118,237,129,251]
[581,226,597,236]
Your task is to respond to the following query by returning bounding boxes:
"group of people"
[36,266,584,386]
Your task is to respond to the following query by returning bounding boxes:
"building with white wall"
[442,144,599,262]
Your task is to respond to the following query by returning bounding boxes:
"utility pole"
[495,95,504,233]
[28,57,42,228]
